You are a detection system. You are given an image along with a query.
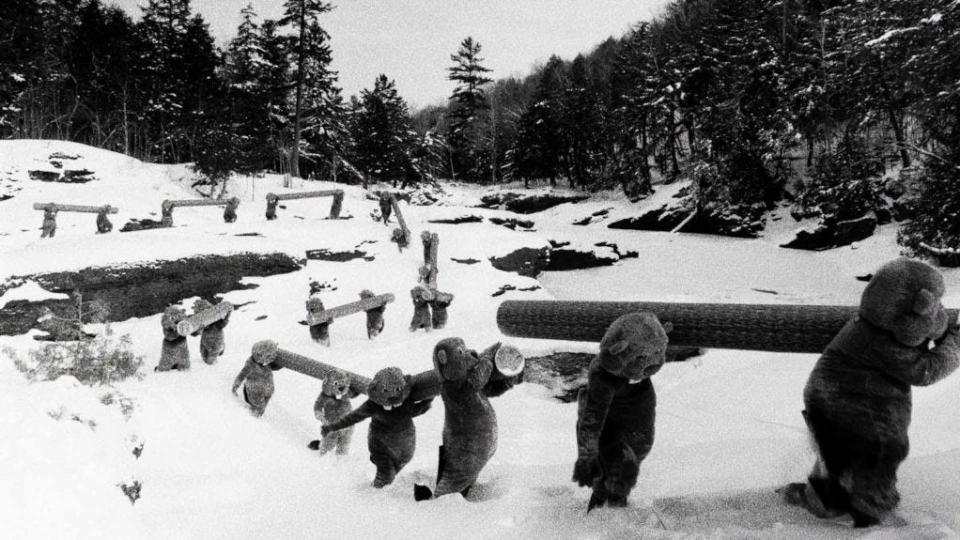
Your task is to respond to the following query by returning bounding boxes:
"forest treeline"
[1,0,959,250]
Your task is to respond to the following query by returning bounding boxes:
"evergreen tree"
[279,0,336,178]
[0,0,46,137]
[350,74,417,186]
[446,37,493,181]
[514,56,566,186]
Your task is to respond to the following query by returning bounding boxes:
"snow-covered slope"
[1,141,958,539]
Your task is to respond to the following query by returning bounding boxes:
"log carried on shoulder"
[33,203,118,213]
[420,231,439,289]
[176,301,233,336]
[306,293,395,326]
[390,197,411,250]
[496,300,960,354]
[161,197,240,226]
[270,347,441,401]
[265,189,344,219]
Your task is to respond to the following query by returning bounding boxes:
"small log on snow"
[497,300,960,354]
[162,197,239,226]
[176,301,233,336]
[305,292,395,326]
[33,203,118,214]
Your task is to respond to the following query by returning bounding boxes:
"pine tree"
[514,56,566,186]
[350,74,417,186]
[280,0,336,178]
[446,37,493,182]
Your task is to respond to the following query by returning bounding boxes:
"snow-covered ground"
[1,140,958,539]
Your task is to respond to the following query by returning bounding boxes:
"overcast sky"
[111,0,669,110]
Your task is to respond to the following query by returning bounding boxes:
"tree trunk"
[886,106,911,167]
[291,1,306,178]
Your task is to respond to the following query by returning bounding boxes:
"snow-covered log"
[176,301,233,336]
[32,203,118,213]
[305,292,395,326]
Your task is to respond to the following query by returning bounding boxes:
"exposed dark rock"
[28,170,61,182]
[234,232,263,237]
[479,192,589,214]
[62,169,97,183]
[549,240,570,248]
[573,208,611,226]
[781,215,877,251]
[0,252,302,337]
[608,204,687,231]
[49,152,80,161]
[677,203,767,238]
[489,217,535,230]
[50,160,63,169]
[491,284,541,297]
[255,315,268,321]
[489,247,551,278]
[428,215,483,224]
[549,249,618,271]
[595,241,638,259]
[525,347,704,402]
[305,249,374,262]
[856,274,872,282]
[119,219,165,232]
[451,257,481,265]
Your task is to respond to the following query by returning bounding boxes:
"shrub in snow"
[4,296,143,385]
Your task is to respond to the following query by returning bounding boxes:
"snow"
[0,280,70,308]
[2,140,960,539]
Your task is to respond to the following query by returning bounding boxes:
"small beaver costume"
[232,340,283,417]
[155,306,190,372]
[309,372,358,455]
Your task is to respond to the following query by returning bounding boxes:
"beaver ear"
[435,349,448,365]
[913,289,938,315]
[662,321,674,334]
[606,340,630,356]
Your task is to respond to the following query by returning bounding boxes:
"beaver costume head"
[859,257,949,347]
[597,312,672,382]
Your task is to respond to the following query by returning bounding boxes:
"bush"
[794,135,887,223]
[3,295,143,385]
[898,156,960,256]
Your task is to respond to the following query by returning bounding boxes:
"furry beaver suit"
[782,257,960,527]
[322,367,435,487]
[573,311,672,511]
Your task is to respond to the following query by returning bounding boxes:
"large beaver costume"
[414,338,523,501]
[322,367,434,487]
[573,312,672,511]
[782,257,960,527]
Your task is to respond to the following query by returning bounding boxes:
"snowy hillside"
[1,141,958,540]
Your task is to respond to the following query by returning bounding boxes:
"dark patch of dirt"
[608,204,687,231]
[305,249,374,262]
[489,247,551,278]
[234,232,263,237]
[451,257,481,265]
[0,252,303,337]
[573,208,612,226]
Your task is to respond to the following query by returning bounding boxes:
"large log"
[496,300,960,354]
[306,292,395,326]
[269,189,343,201]
[421,231,439,289]
[176,301,233,336]
[33,203,118,214]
